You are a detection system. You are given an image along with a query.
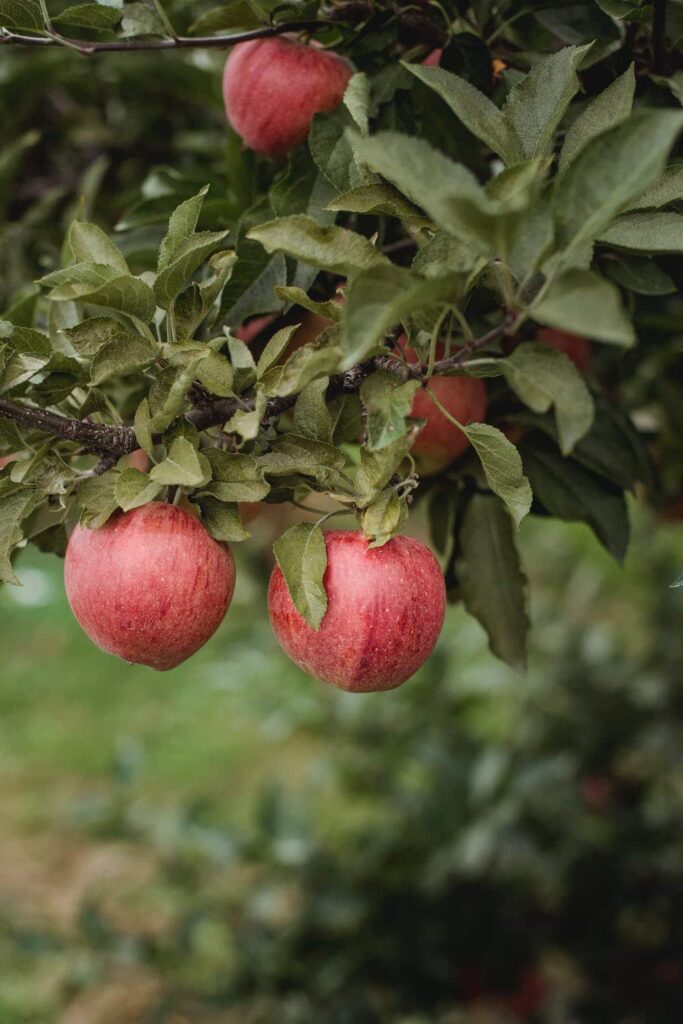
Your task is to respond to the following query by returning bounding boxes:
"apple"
[398,339,487,475]
[223,37,352,158]
[268,530,446,692]
[120,449,149,473]
[234,314,277,346]
[536,327,591,371]
[0,454,16,470]
[65,502,236,670]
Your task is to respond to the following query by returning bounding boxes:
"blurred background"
[2,13,683,1024]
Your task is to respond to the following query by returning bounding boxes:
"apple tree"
[0,0,681,681]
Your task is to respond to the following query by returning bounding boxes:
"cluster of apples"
[64,504,446,691]
[41,39,594,691]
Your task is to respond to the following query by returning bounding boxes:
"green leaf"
[521,439,629,562]
[120,1,164,37]
[293,378,333,443]
[0,0,44,30]
[360,489,408,548]
[155,231,230,309]
[353,133,541,252]
[133,398,153,453]
[188,2,261,33]
[309,105,363,194]
[39,263,157,321]
[344,72,371,135]
[77,472,119,529]
[360,371,420,451]
[462,423,533,527]
[603,254,675,295]
[149,437,211,488]
[405,63,522,165]
[627,166,683,211]
[503,342,594,455]
[326,183,431,228]
[0,490,33,584]
[115,468,163,512]
[221,238,286,323]
[193,350,233,398]
[597,212,683,253]
[201,450,269,502]
[62,316,129,357]
[226,336,256,394]
[69,222,129,273]
[90,331,158,385]
[342,264,460,369]
[259,435,347,486]
[272,523,328,630]
[247,216,389,277]
[355,436,414,505]
[195,496,250,543]
[532,269,635,346]
[274,287,342,324]
[559,64,635,170]
[553,110,683,250]
[259,343,342,398]
[502,44,592,158]
[256,324,299,377]
[457,493,529,672]
[158,187,208,270]
[52,3,122,28]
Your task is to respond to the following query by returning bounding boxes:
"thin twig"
[0,21,325,56]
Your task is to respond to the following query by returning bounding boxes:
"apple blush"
[268,530,446,692]
[65,502,236,670]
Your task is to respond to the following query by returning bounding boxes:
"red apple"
[536,327,591,372]
[223,37,352,158]
[0,453,16,470]
[65,502,236,671]
[120,449,149,473]
[422,48,443,66]
[398,339,487,475]
[268,530,446,692]
[234,314,278,345]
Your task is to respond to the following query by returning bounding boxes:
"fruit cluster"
[65,503,446,691]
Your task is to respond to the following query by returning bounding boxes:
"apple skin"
[268,530,446,692]
[120,449,149,473]
[234,314,277,345]
[536,327,591,371]
[223,37,352,158]
[399,340,487,475]
[64,502,236,671]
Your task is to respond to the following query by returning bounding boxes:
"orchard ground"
[1,507,682,1020]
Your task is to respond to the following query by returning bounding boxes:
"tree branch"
[0,21,325,56]
[0,397,138,455]
[0,319,511,456]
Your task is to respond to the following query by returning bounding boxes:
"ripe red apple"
[398,339,487,475]
[536,327,591,371]
[223,37,352,158]
[268,530,446,692]
[234,314,277,346]
[120,449,149,473]
[422,48,443,66]
[65,502,236,671]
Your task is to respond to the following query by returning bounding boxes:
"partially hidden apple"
[398,339,487,475]
[536,327,591,371]
[268,530,446,692]
[223,37,352,157]
[65,502,236,670]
